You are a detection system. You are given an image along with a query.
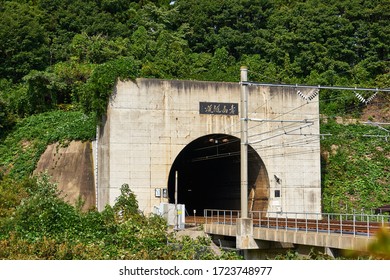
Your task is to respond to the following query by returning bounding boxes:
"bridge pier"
[236,218,258,249]
[324,247,341,258]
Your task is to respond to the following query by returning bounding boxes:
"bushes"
[321,121,390,213]
[0,110,96,179]
[0,235,105,260]
[0,177,29,219]
[2,174,79,241]
[113,183,139,220]
[78,57,140,118]
[0,177,240,260]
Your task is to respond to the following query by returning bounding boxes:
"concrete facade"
[96,78,321,216]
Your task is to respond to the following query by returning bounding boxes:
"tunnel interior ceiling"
[168,134,268,214]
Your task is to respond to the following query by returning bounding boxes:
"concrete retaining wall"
[35,141,95,211]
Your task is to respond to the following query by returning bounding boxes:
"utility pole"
[237,66,257,252]
[240,66,249,219]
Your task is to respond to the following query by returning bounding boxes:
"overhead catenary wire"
[240,81,390,93]
[229,100,390,149]
[192,114,323,157]
[191,77,389,161]
[241,81,388,144]
[193,99,322,163]
[192,103,388,161]
[240,80,389,128]
[241,102,316,134]
[249,123,314,145]
[193,132,323,160]
[215,77,382,138]
[189,118,386,163]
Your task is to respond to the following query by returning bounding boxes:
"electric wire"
[191,93,388,160]
[189,79,389,161]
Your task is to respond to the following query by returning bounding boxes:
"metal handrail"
[203,209,390,238]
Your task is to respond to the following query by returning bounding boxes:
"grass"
[0,110,96,179]
[320,119,390,213]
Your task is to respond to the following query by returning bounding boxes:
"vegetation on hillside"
[0,176,240,259]
[0,111,96,179]
[1,0,388,124]
[0,0,389,259]
[321,119,389,214]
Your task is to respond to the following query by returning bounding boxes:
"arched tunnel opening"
[168,134,269,216]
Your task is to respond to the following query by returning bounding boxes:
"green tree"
[78,57,140,117]
[21,70,67,114]
[172,0,272,58]
[113,184,139,221]
[0,2,49,81]
[0,80,18,135]
[69,33,131,64]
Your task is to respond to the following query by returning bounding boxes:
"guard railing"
[204,209,390,237]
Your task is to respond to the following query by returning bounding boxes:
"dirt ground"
[361,96,390,122]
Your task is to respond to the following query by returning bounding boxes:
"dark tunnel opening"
[168,134,269,215]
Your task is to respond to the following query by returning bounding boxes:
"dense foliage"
[0,111,240,260]
[0,0,389,259]
[321,119,390,213]
[0,0,388,124]
[0,177,240,259]
[0,111,96,179]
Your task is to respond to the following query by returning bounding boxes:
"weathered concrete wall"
[96,114,110,211]
[35,141,95,211]
[97,78,321,215]
[254,86,321,217]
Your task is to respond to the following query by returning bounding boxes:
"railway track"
[186,215,390,236]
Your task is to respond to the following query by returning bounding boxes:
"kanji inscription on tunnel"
[199,102,238,115]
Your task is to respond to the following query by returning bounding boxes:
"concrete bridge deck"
[199,210,390,253]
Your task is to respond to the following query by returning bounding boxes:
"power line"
[190,76,389,161]
[240,81,390,93]
[249,123,314,145]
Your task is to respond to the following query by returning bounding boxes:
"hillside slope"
[34,141,95,211]
[320,117,389,213]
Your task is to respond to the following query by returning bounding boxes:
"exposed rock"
[34,141,95,211]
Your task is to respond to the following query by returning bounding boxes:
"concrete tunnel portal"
[97,79,321,215]
[168,134,270,215]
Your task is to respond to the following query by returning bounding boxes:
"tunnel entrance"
[167,134,269,215]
